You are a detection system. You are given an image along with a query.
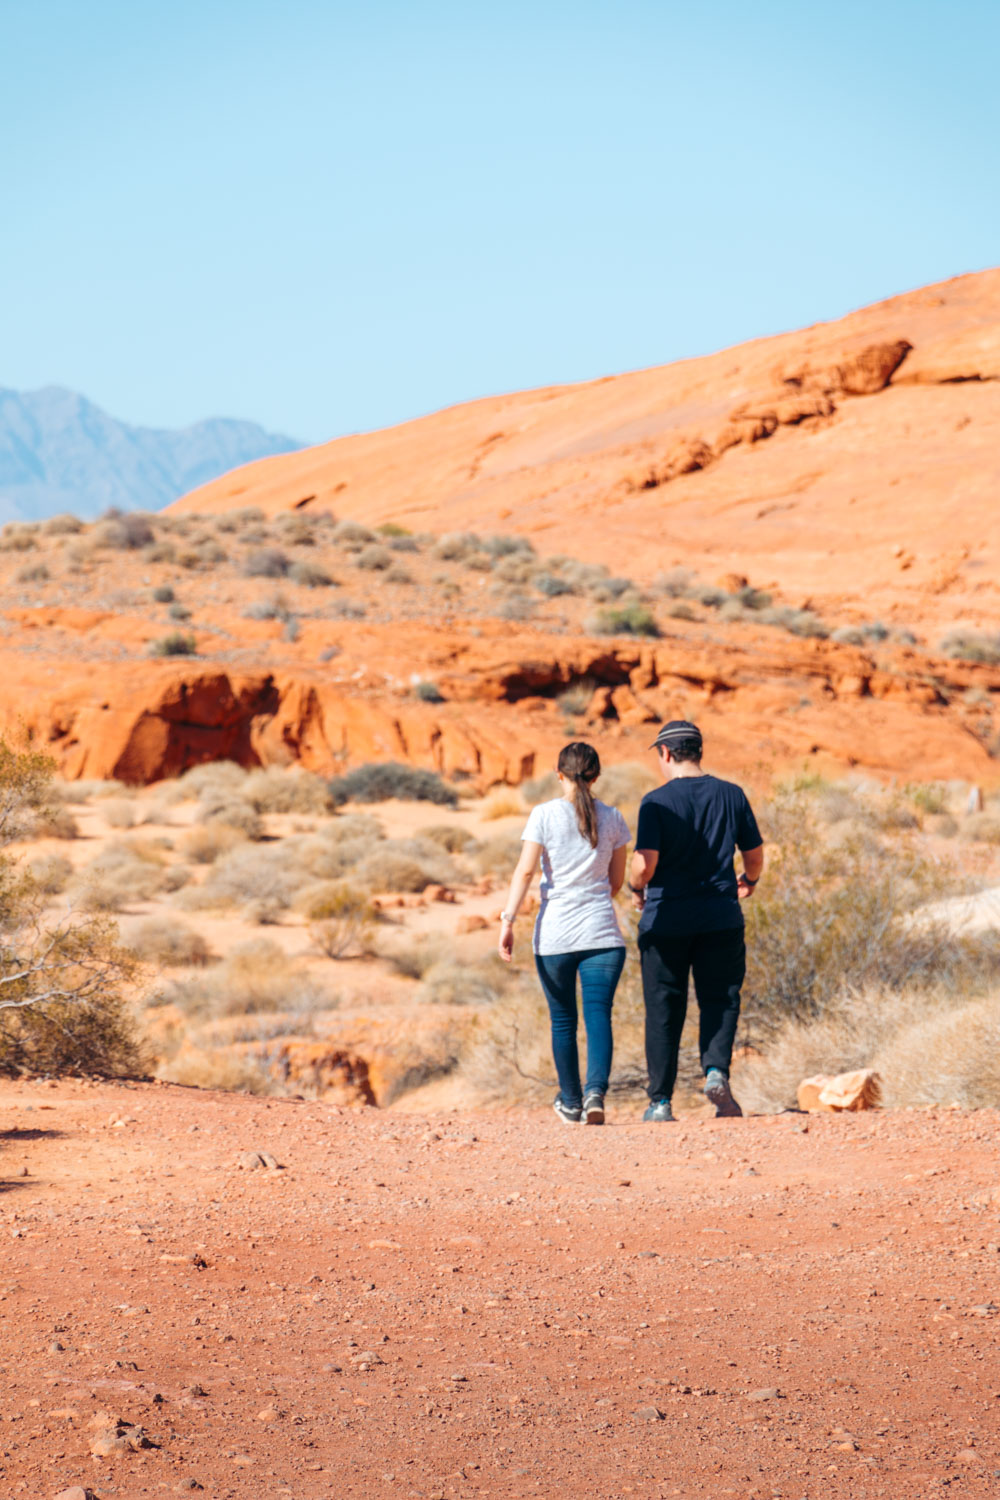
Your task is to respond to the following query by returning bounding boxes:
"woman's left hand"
[498,919,514,962]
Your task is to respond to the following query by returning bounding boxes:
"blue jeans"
[534,946,626,1108]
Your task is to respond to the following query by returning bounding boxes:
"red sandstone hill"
[176,269,1000,637]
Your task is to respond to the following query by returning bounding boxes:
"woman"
[498,742,631,1124]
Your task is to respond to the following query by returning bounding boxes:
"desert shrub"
[288,559,334,588]
[333,520,375,549]
[597,761,658,808]
[0,736,141,1077]
[328,762,458,807]
[275,514,318,546]
[493,556,534,586]
[664,599,697,620]
[243,597,291,621]
[385,564,414,584]
[185,537,226,567]
[961,813,1000,845]
[93,510,156,550]
[355,848,438,893]
[480,787,525,820]
[102,798,139,829]
[414,680,445,703]
[162,937,333,1018]
[196,796,263,840]
[54,778,125,804]
[243,546,290,578]
[31,804,80,840]
[143,540,177,564]
[72,839,169,912]
[760,606,830,640]
[736,585,772,611]
[590,575,633,601]
[831,625,865,646]
[422,955,509,1006]
[482,533,534,558]
[152,584,175,604]
[556,682,593,717]
[590,603,660,638]
[150,632,197,658]
[376,522,412,539]
[463,551,494,573]
[0,524,38,552]
[123,916,213,966]
[522,770,560,805]
[303,882,376,959]
[42,512,83,535]
[655,567,694,598]
[26,852,73,894]
[242,766,334,816]
[907,783,949,816]
[373,931,451,980]
[355,543,392,571]
[474,834,523,877]
[16,561,49,583]
[434,532,479,561]
[924,812,959,838]
[534,572,576,598]
[183,841,310,919]
[418,823,479,853]
[167,601,192,621]
[491,594,535,622]
[178,760,248,798]
[940,629,1000,665]
[742,789,998,1042]
[329,598,367,619]
[213,506,266,534]
[177,823,246,864]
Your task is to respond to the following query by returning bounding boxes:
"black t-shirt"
[635,774,762,937]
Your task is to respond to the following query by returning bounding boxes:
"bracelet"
[742,876,758,887]
[500,910,516,924]
[628,883,645,895]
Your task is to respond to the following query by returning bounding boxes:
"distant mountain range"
[0,385,303,523]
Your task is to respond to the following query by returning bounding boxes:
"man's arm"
[737,844,764,900]
[629,848,658,911]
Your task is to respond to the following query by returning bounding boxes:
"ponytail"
[557,741,601,848]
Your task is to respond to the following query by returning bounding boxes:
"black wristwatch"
[628,882,646,895]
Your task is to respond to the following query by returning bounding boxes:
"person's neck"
[666,762,705,781]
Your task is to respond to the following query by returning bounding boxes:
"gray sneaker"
[583,1093,605,1125]
[643,1098,675,1123]
[704,1068,743,1118]
[553,1097,582,1124]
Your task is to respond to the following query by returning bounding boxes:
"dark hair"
[662,734,703,765]
[557,741,601,847]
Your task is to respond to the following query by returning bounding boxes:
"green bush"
[590,603,660,638]
[328,762,458,807]
[414,681,445,703]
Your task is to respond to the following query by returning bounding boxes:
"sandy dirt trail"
[2,1079,999,1499]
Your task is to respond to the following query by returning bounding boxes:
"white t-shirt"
[521,797,631,955]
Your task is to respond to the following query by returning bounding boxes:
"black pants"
[639,927,746,1101]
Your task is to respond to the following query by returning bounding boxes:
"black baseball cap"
[649,719,703,751]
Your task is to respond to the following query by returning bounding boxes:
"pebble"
[237,1150,281,1170]
[748,1387,781,1401]
[53,1488,94,1500]
[633,1405,664,1421]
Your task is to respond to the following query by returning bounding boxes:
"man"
[629,720,764,1122]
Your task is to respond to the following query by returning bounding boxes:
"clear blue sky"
[2,0,998,442]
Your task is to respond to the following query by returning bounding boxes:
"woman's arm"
[498,840,542,961]
[608,844,628,896]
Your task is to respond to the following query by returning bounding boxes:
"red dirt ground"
[3,1079,1000,1499]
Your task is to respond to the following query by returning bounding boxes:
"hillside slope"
[175,269,1000,635]
[0,385,302,521]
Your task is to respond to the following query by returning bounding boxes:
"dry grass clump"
[123,915,213,967]
[355,543,393,571]
[42,512,83,535]
[288,559,334,588]
[26,851,73,895]
[30,803,80,840]
[418,823,480,853]
[16,560,49,583]
[940,629,1000,665]
[242,546,289,578]
[960,813,1000,845]
[242,766,334,816]
[302,882,376,959]
[178,841,309,922]
[177,761,248,799]
[474,834,523,877]
[196,796,263,840]
[589,603,660,638]
[158,937,334,1019]
[333,520,375,550]
[356,838,457,893]
[1,991,143,1078]
[93,510,156,550]
[71,839,171,912]
[149,631,197,658]
[101,797,141,829]
[597,761,658,808]
[479,786,525,821]
[177,823,247,864]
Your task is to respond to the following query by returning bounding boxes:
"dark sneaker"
[642,1098,675,1123]
[553,1097,582,1125]
[704,1068,743,1118]
[583,1093,605,1125]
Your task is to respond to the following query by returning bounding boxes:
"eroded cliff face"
[6,620,998,787]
